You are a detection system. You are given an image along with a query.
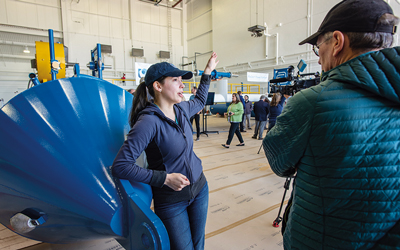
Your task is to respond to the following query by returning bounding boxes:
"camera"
[228,112,233,116]
[269,61,320,96]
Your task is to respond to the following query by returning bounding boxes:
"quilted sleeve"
[262,88,318,177]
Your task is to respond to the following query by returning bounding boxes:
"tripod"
[200,106,219,136]
[257,127,269,154]
[272,177,292,228]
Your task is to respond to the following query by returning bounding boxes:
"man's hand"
[203,52,219,75]
[164,173,190,191]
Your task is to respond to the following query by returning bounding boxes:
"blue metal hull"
[0,75,169,249]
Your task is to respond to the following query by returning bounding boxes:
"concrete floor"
[1,115,290,250]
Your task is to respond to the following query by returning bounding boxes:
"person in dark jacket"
[263,1,400,249]
[237,90,246,132]
[267,93,286,131]
[189,86,201,141]
[112,52,219,250]
[252,95,269,140]
[243,95,253,130]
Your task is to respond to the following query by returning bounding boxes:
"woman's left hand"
[203,52,219,75]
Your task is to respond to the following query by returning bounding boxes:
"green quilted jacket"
[263,47,400,249]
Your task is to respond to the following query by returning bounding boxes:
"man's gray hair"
[347,14,399,50]
[260,95,266,100]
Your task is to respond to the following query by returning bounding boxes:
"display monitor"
[206,92,215,106]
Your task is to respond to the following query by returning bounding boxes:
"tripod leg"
[272,177,292,227]
[257,142,263,154]
[257,127,269,154]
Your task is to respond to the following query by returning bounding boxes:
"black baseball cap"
[299,0,396,45]
[144,62,193,86]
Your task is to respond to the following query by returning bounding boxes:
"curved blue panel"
[210,102,230,115]
[210,102,255,117]
[0,76,134,243]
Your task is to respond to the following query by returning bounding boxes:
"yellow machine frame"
[35,41,66,83]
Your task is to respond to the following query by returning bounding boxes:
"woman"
[112,52,219,250]
[222,93,245,148]
[268,93,286,131]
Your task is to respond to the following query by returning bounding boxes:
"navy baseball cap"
[299,0,396,45]
[144,62,193,86]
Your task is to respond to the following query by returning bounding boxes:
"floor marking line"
[209,173,275,193]
[198,147,261,159]
[205,200,289,239]
[203,157,266,172]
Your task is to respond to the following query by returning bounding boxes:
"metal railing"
[104,80,262,95]
[229,83,260,94]
[104,78,136,85]
[182,82,261,94]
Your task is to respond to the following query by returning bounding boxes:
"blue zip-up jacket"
[263,47,400,249]
[239,94,246,109]
[268,96,286,124]
[112,74,211,204]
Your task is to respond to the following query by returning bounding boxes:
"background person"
[112,52,219,250]
[267,93,286,131]
[252,95,269,140]
[237,90,246,132]
[121,73,126,86]
[190,86,201,141]
[222,93,245,148]
[243,95,253,130]
[263,0,400,248]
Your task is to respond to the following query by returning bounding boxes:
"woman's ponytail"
[128,76,165,127]
[129,81,150,127]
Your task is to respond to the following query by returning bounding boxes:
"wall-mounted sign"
[135,62,152,85]
[247,72,269,82]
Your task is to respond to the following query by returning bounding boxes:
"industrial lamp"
[23,46,30,54]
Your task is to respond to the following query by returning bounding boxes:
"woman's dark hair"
[231,93,240,104]
[129,76,166,127]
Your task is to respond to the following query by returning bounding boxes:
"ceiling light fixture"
[23,46,30,54]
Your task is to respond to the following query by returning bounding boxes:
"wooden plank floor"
[0,115,290,250]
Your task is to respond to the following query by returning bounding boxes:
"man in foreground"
[263,0,400,248]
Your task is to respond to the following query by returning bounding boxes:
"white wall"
[1,0,399,104]
[0,0,186,104]
[209,0,400,91]
[185,0,213,85]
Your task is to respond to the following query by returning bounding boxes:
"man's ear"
[332,31,345,57]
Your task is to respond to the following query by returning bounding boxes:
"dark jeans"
[190,114,200,138]
[226,122,244,145]
[154,183,209,250]
[239,114,245,131]
[268,121,276,131]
